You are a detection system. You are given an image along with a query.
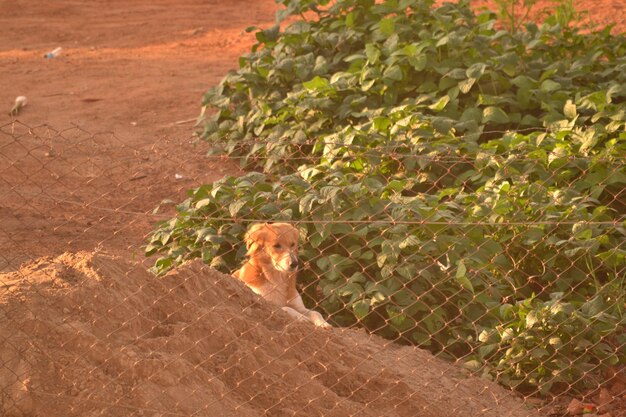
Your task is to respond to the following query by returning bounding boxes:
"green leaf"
[531,348,549,359]
[525,310,539,328]
[400,44,418,57]
[399,235,421,249]
[455,260,474,293]
[373,116,392,132]
[479,343,498,357]
[361,78,377,91]
[409,55,427,71]
[303,76,329,91]
[500,328,515,342]
[511,75,537,89]
[229,200,247,216]
[256,25,280,44]
[379,17,396,36]
[459,78,476,94]
[383,65,404,81]
[548,336,563,347]
[153,257,173,275]
[429,95,450,112]
[540,79,561,92]
[482,106,510,124]
[564,100,577,119]
[195,198,213,209]
[345,11,355,28]
[466,63,487,79]
[365,43,381,64]
[463,360,483,371]
[353,299,371,319]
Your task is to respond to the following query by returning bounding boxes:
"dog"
[232,222,331,328]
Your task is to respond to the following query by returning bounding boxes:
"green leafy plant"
[148,0,626,395]
[471,290,624,395]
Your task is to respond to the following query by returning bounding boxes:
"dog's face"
[245,223,300,272]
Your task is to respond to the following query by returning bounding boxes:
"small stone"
[609,379,625,396]
[567,398,585,415]
[597,388,614,414]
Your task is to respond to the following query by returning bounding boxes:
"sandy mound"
[0,252,538,417]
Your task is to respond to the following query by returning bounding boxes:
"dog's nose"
[290,257,298,270]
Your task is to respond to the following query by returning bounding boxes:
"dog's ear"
[288,224,300,243]
[281,224,300,247]
[245,223,268,256]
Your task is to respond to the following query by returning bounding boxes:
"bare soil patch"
[0,251,540,417]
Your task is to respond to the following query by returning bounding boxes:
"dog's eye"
[273,243,282,250]
[290,243,296,248]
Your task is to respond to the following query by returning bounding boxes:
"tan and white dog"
[232,222,331,328]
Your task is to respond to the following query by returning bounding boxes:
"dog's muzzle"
[289,254,298,271]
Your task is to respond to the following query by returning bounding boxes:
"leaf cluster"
[148,0,626,395]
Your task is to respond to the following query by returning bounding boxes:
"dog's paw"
[298,309,332,329]
[311,314,332,329]
[316,320,332,329]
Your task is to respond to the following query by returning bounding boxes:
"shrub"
[147,0,626,394]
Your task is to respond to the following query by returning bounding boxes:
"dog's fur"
[232,223,331,328]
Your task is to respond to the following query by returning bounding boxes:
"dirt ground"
[0,252,545,417]
[0,1,624,416]
[1,0,280,270]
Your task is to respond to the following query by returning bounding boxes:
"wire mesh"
[1,119,624,417]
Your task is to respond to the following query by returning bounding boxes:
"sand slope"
[0,252,538,417]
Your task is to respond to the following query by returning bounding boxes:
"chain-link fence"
[1,119,624,417]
